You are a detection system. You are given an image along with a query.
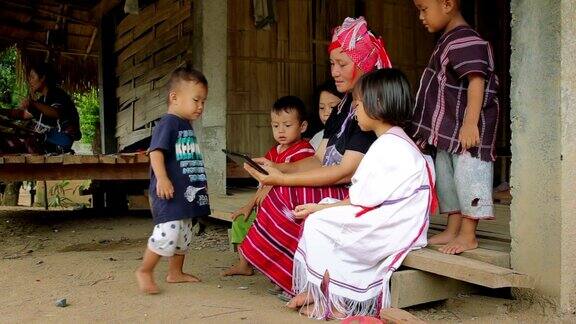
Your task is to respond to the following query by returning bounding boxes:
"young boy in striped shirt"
[411,0,500,254]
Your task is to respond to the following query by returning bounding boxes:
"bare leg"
[440,217,479,254]
[135,248,161,294]
[166,254,201,283]
[428,213,462,245]
[287,292,312,309]
[299,303,316,317]
[222,253,254,276]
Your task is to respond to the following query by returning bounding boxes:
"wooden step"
[380,307,426,323]
[390,269,478,308]
[426,245,510,268]
[402,248,533,289]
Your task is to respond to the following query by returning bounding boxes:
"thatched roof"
[0,0,123,90]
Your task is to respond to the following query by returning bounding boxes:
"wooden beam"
[402,248,534,289]
[91,0,123,21]
[0,162,149,181]
[24,46,99,58]
[84,27,98,58]
[0,0,96,26]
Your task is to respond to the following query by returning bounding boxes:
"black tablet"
[222,149,269,175]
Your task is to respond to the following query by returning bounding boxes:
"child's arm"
[231,189,259,221]
[459,74,485,150]
[247,150,363,187]
[254,185,272,206]
[253,155,323,174]
[293,198,351,219]
[149,150,174,200]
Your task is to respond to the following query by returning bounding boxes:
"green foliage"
[48,180,90,208]
[73,88,100,144]
[0,47,27,109]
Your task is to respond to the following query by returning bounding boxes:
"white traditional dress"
[292,127,435,319]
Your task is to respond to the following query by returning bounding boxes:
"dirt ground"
[0,209,571,323]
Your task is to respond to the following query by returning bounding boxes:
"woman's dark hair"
[272,95,307,123]
[353,68,413,126]
[29,61,58,89]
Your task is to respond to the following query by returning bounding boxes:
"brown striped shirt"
[410,26,499,162]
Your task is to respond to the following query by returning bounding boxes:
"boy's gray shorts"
[434,150,494,220]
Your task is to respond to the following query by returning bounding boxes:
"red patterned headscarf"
[328,17,392,73]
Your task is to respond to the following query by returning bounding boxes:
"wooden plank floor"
[0,153,150,181]
[209,188,256,222]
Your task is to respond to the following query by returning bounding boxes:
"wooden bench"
[0,153,149,181]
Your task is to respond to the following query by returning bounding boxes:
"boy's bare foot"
[287,292,311,309]
[439,234,478,254]
[222,264,254,276]
[429,213,463,245]
[136,269,160,294]
[299,303,316,317]
[166,272,201,283]
[428,229,459,245]
[330,308,346,319]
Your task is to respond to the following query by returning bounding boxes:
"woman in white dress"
[287,68,436,320]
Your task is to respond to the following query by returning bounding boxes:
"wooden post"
[97,12,118,154]
[42,180,48,210]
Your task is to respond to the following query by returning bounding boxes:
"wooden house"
[0,0,574,314]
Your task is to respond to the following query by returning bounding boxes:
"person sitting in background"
[0,62,81,154]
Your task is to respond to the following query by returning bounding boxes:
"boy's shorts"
[434,150,494,220]
[148,219,194,257]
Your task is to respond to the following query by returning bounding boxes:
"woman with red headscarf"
[224,16,392,296]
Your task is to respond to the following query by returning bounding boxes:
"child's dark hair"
[29,61,58,89]
[314,80,343,106]
[168,64,208,93]
[304,80,343,137]
[353,68,413,126]
[272,95,307,123]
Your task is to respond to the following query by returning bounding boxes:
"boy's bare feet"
[287,292,311,309]
[429,213,463,245]
[428,229,458,245]
[439,217,479,254]
[299,303,316,317]
[136,269,160,294]
[166,272,201,283]
[222,263,254,276]
[330,308,346,319]
[439,234,478,254]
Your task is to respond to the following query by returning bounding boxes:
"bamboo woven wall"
[364,0,435,90]
[227,0,435,161]
[114,0,194,150]
[227,0,314,158]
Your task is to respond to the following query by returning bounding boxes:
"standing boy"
[136,66,210,293]
[411,0,500,254]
